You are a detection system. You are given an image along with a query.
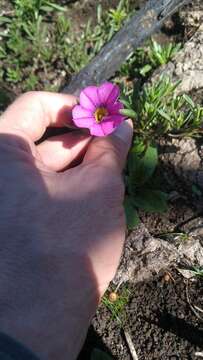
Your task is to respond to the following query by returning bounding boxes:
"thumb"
[83,119,133,173]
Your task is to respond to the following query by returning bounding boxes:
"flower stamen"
[94,107,108,123]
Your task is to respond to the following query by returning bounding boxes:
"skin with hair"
[0,92,133,360]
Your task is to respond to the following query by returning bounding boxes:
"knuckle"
[19,91,37,100]
[18,92,45,107]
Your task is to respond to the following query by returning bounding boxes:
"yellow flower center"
[94,107,108,123]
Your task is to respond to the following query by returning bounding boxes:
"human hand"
[0,92,133,359]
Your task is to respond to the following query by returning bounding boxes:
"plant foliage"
[0,0,131,90]
[121,77,203,141]
[102,287,130,326]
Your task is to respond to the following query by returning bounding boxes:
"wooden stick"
[123,328,139,360]
[63,0,190,95]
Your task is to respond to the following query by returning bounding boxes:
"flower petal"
[90,124,106,136]
[72,105,94,128]
[107,101,123,115]
[98,82,120,105]
[101,121,116,135]
[90,116,126,136]
[80,86,100,110]
[90,120,119,136]
[73,116,95,128]
[72,105,93,119]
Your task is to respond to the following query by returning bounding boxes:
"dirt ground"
[90,269,203,360]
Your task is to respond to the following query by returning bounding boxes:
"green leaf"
[120,108,137,118]
[124,196,140,230]
[152,39,160,53]
[44,1,66,12]
[131,138,146,154]
[120,97,132,109]
[91,349,113,360]
[182,94,195,108]
[133,189,168,213]
[40,5,54,12]
[139,64,152,76]
[0,16,12,24]
[0,46,6,59]
[97,4,102,22]
[191,267,203,277]
[157,109,171,121]
[128,145,158,187]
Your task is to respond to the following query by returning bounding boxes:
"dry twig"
[186,280,203,321]
[195,353,203,358]
[123,328,139,360]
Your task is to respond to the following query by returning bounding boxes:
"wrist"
[0,252,99,360]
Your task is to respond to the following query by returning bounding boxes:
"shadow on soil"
[154,311,203,347]
[78,325,117,360]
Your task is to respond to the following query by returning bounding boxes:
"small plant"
[0,0,66,90]
[148,39,181,67]
[119,39,181,79]
[23,73,39,91]
[157,231,190,241]
[102,287,137,359]
[102,287,130,326]
[119,47,146,79]
[108,0,129,32]
[0,46,6,59]
[0,0,133,90]
[67,0,131,70]
[124,144,168,228]
[144,39,181,77]
[191,267,203,277]
[13,0,65,22]
[6,67,22,83]
[120,77,203,142]
[120,77,203,229]
[56,13,70,36]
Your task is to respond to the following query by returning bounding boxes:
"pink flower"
[72,82,125,136]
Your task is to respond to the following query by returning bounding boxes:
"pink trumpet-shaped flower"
[72,82,126,136]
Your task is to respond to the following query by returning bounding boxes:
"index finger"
[0,91,77,142]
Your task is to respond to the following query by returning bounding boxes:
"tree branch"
[63,0,190,95]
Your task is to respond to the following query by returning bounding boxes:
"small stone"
[109,292,118,302]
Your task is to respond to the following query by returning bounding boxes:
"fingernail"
[113,119,133,145]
